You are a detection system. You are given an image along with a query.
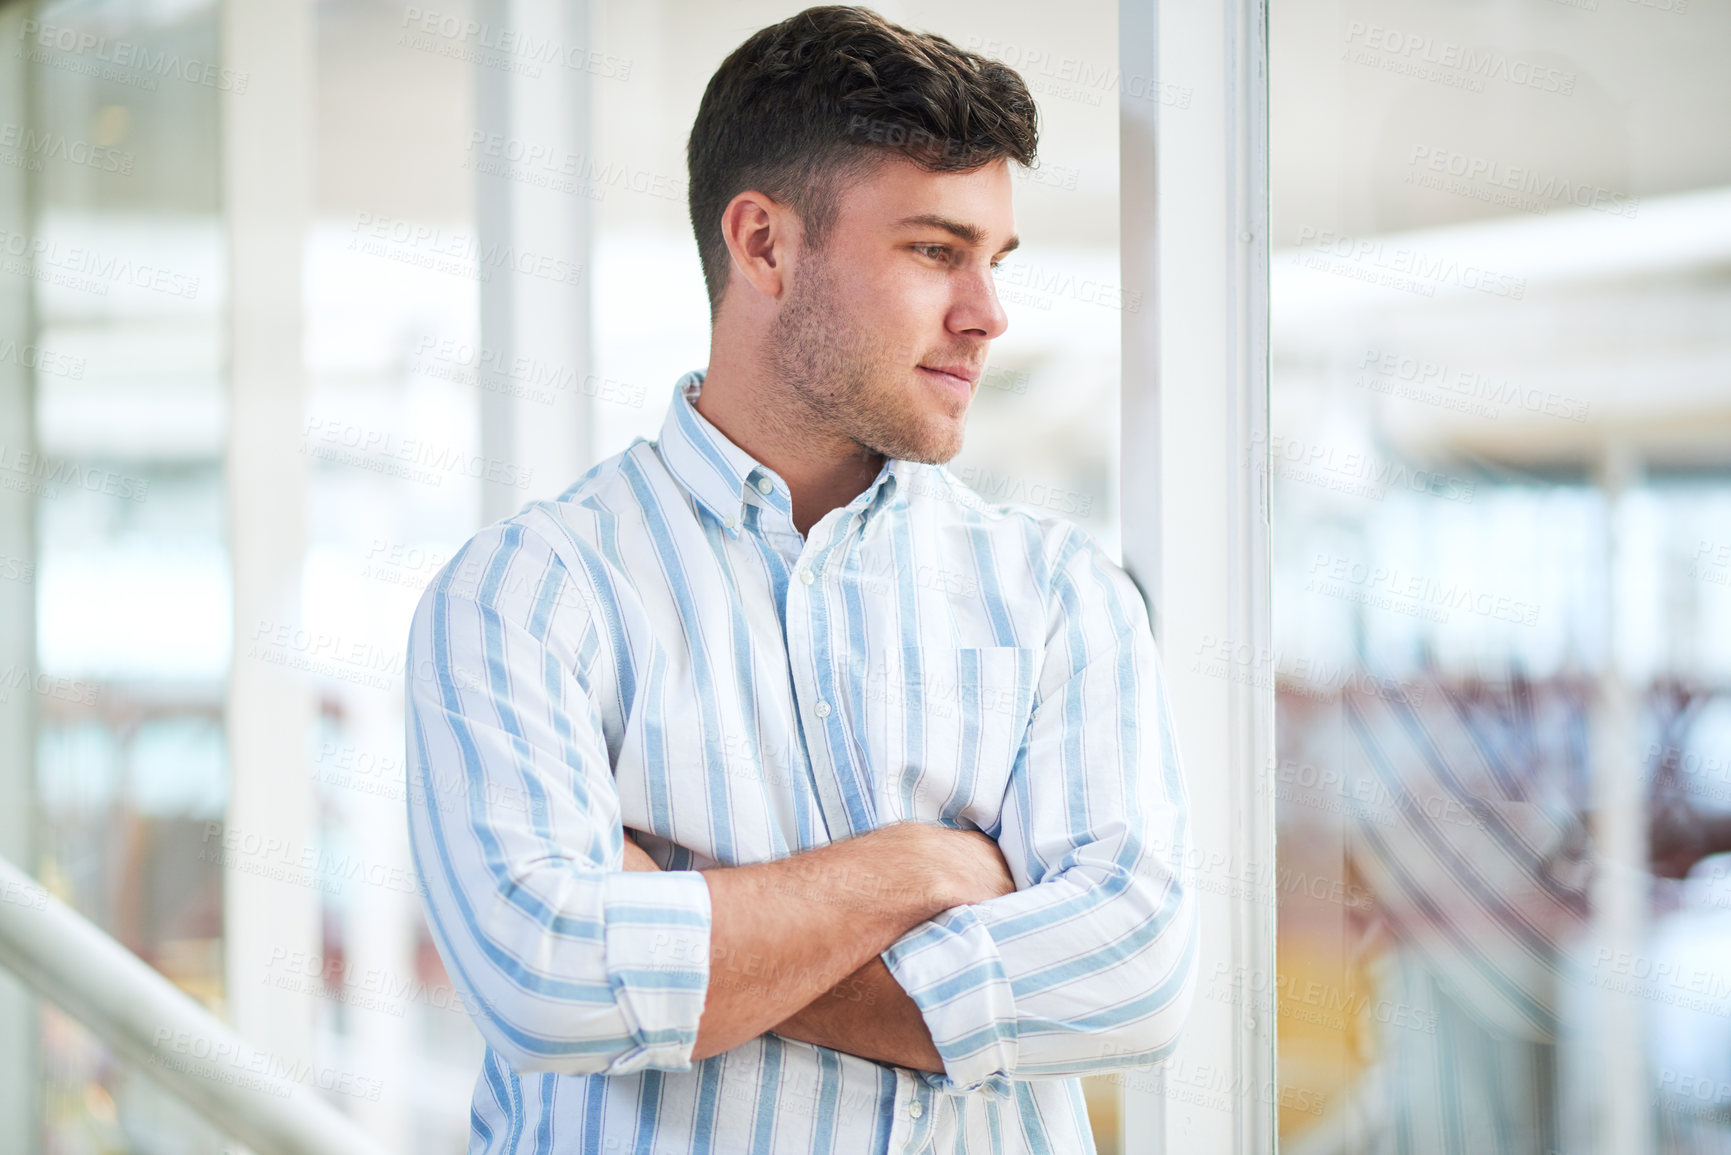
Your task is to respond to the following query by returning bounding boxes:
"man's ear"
[719,189,797,303]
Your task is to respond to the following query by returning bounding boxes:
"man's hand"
[923,827,1016,907]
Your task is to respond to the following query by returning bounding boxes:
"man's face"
[765,155,1017,465]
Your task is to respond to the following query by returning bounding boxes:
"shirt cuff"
[881,905,1018,1093]
[600,868,712,1074]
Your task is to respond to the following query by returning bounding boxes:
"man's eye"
[915,245,949,262]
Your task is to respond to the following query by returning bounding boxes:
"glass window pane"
[15,0,231,1149]
[1271,3,1731,1152]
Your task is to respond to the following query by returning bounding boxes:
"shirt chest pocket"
[881,646,1039,832]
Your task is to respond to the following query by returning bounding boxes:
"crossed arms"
[404,521,1197,1089]
[619,822,1014,1072]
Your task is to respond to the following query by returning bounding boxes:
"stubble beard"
[764,249,966,465]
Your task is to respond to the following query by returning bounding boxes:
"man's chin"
[873,423,964,466]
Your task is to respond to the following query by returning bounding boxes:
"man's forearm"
[770,956,944,1072]
[685,824,1008,1061]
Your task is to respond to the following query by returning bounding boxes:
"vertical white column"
[1118,4,1166,1144]
[1119,0,1163,642]
[1590,440,1651,1155]
[1120,0,1275,1151]
[0,4,39,1147]
[339,695,417,1149]
[221,0,319,1075]
[476,0,595,526]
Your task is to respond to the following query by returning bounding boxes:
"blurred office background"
[1268,2,1731,1154]
[0,0,1728,1152]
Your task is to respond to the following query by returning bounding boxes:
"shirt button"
[799,569,815,586]
[907,1101,923,1119]
[756,477,774,495]
[814,700,831,718]
[723,516,736,530]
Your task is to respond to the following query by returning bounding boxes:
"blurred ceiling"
[309,0,1731,470]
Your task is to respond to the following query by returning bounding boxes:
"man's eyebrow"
[892,213,1020,255]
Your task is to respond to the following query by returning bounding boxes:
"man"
[406,7,1196,1151]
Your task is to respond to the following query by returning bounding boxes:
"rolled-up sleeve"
[881,532,1198,1092]
[405,517,712,1076]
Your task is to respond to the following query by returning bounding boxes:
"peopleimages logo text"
[1341,22,1576,95]
[17,20,249,92]
[1293,226,1526,300]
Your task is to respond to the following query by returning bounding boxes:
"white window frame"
[1119,0,1275,1151]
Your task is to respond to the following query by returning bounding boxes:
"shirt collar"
[655,369,906,539]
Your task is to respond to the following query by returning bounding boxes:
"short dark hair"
[686,6,1038,319]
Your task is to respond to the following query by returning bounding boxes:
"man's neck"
[695,361,886,537]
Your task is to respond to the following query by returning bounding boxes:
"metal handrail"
[0,853,390,1155]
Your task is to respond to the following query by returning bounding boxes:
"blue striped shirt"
[405,370,1196,1153]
